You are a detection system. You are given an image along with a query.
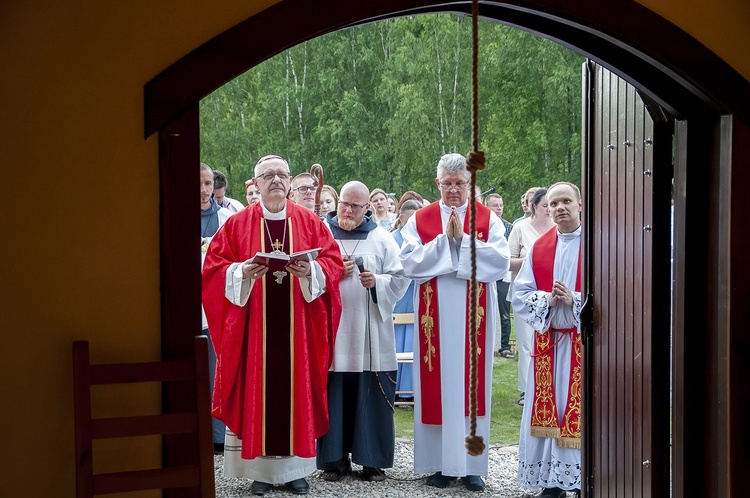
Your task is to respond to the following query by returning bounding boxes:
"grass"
[394,354,523,446]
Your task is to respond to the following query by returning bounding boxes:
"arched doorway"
[145,1,750,496]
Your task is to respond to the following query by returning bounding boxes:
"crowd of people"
[200,154,583,498]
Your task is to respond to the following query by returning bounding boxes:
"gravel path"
[214,439,574,497]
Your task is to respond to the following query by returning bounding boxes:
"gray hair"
[436,153,470,181]
[253,154,290,177]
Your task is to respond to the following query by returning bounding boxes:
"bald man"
[317,181,409,483]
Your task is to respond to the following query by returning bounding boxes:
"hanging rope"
[464,0,486,458]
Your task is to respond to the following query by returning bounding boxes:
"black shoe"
[285,477,309,495]
[538,487,567,498]
[213,443,224,454]
[425,472,457,488]
[462,475,486,491]
[250,480,272,496]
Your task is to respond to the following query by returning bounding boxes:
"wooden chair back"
[392,312,414,325]
[72,336,215,497]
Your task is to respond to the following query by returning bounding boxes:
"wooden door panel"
[583,62,671,498]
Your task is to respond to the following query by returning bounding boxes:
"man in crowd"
[512,187,538,226]
[290,172,318,211]
[512,181,582,498]
[317,181,409,483]
[399,153,510,492]
[200,162,234,452]
[485,193,514,358]
[202,154,343,496]
[213,169,245,212]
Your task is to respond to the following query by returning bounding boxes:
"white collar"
[439,199,468,215]
[261,202,287,220]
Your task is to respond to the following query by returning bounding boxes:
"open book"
[249,247,321,272]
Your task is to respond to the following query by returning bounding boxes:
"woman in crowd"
[318,184,339,218]
[390,191,424,232]
[369,188,396,230]
[507,187,554,406]
[244,179,261,206]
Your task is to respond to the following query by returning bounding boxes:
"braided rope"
[464,0,486,457]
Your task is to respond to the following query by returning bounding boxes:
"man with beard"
[317,181,409,483]
[512,181,582,498]
[399,153,510,492]
[202,154,343,496]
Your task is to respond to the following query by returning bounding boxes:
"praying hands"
[549,279,573,307]
[445,207,463,244]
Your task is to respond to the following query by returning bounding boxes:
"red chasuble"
[528,227,582,449]
[414,201,491,425]
[202,201,343,459]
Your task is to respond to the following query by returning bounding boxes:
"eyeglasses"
[255,171,290,181]
[339,201,368,211]
[438,182,469,191]
[293,186,317,194]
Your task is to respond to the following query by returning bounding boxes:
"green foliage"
[200,14,584,218]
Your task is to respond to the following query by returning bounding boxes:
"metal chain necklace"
[341,238,362,261]
[264,218,287,255]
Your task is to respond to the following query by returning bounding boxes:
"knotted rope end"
[464,434,486,456]
[466,151,486,173]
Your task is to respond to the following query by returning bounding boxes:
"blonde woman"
[507,187,554,406]
[369,188,395,230]
[318,185,339,218]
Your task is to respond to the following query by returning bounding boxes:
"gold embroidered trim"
[260,218,267,454]
[288,217,294,454]
[420,282,436,371]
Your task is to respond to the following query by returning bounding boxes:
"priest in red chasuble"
[511,181,583,498]
[202,155,343,496]
[399,153,510,492]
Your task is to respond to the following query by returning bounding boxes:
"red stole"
[415,202,491,425]
[529,227,582,449]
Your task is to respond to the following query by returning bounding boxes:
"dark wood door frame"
[146,1,750,496]
[144,0,750,136]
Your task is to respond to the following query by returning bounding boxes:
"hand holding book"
[248,247,321,275]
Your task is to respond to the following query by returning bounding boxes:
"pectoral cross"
[271,238,283,252]
[273,270,288,284]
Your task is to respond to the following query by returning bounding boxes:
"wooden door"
[581,61,673,497]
